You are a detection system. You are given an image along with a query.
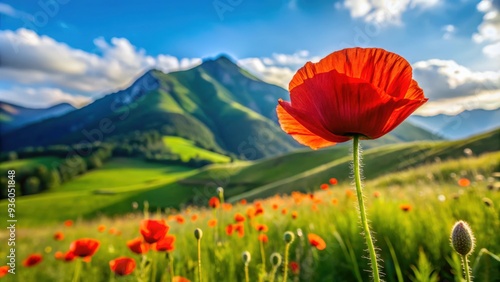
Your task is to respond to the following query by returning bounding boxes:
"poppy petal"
[290,48,413,99]
[276,104,338,149]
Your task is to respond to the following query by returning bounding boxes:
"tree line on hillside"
[0,130,233,199]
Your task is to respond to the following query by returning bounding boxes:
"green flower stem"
[462,255,471,282]
[260,236,267,274]
[353,136,380,282]
[197,238,203,282]
[282,243,291,282]
[72,259,82,282]
[244,263,250,282]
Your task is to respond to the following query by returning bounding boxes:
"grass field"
[0,156,62,170]
[162,136,231,163]
[1,152,499,282]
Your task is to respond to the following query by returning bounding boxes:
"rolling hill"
[0,101,75,133]
[1,128,497,226]
[1,55,441,159]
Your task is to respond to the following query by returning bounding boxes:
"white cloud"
[442,24,456,40]
[412,59,500,115]
[0,87,91,108]
[473,0,500,58]
[0,3,32,20]
[342,0,440,25]
[0,29,201,107]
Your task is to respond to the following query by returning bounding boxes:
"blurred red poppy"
[226,224,234,236]
[64,220,73,227]
[290,261,300,275]
[222,203,233,211]
[400,204,412,212]
[208,196,220,208]
[175,215,185,224]
[320,183,329,190]
[140,219,169,244]
[255,224,268,233]
[69,238,100,257]
[277,47,427,149]
[155,235,176,252]
[234,213,246,222]
[308,233,326,250]
[208,219,217,227]
[291,211,298,219]
[0,266,9,277]
[127,237,149,255]
[109,257,136,276]
[64,251,75,262]
[240,199,247,205]
[54,251,64,260]
[53,231,64,241]
[173,277,191,282]
[22,254,43,267]
[272,203,279,210]
[234,223,245,237]
[281,208,288,215]
[258,234,268,243]
[191,214,198,222]
[458,178,471,187]
[97,224,106,233]
[373,191,381,198]
[329,178,338,185]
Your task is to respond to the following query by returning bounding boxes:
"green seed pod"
[194,228,203,240]
[451,221,475,256]
[270,252,282,267]
[242,251,251,265]
[217,187,224,197]
[284,231,295,244]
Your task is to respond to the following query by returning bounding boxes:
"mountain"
[0,102,75,133]
[409,108,500,139]
[0,55,441,157]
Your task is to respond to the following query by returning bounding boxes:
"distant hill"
[0,55,441,158]
[0,102,75,133]
[409,108,500,139]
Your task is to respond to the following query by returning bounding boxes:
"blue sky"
[0,0,499,115]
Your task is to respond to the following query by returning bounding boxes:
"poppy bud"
[270,252,282,267]
[242,251,251,265]
[217,187,224,197]
[451,221,475,256]
[284,231,295,244]
[194,228,203,240]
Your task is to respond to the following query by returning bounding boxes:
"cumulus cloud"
[473,0,500,57]
[341,0,440,25]
[0,28,201,107]
[237,50,319,88]
[412,59,500,115]
[0,87,91,108]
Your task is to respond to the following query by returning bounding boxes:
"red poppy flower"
[255,206,264,216]
[226,224,234,236]
[0,266,9,277]
[290,261,300,275]
[331,198,338,205]
[320,184,329,190]
[291,211,298,219]
[54,231,64,241]
[400,204,412,212]
[281,208,288,215]
[69,238,100,257]
[127,237,150,254]
[140,219,169,244]
[272,203,279,210]
[234,213,246,222]
[54,251,64,260]
[22,254,43,267]
[108,228,117,235]
[345,189,354,198]
[109,257,136,276]
[255,224,268,233]
[458,178,471,187]
[175,215,185,224]
[329,178,338,185]
[208,219,217,227]
[234,223,245,237]
[373,191,381,198]
[191,214,198,222]
[258,234,268,243]
[155,235,176,252]
[64,251,76,262]
[208,196,220,209]
[97,224,106,233]
[308,233,326,250]
[222,203,233,211]
[64,220,73,227]
[240,199,247,205]
[173,276,191,282]
[276,47,427,149]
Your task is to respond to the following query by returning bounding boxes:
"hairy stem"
[353,136,380,282]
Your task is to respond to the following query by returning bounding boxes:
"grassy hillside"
[2,129,496,226]
[0,156,62,170]
[163,136,231,163]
